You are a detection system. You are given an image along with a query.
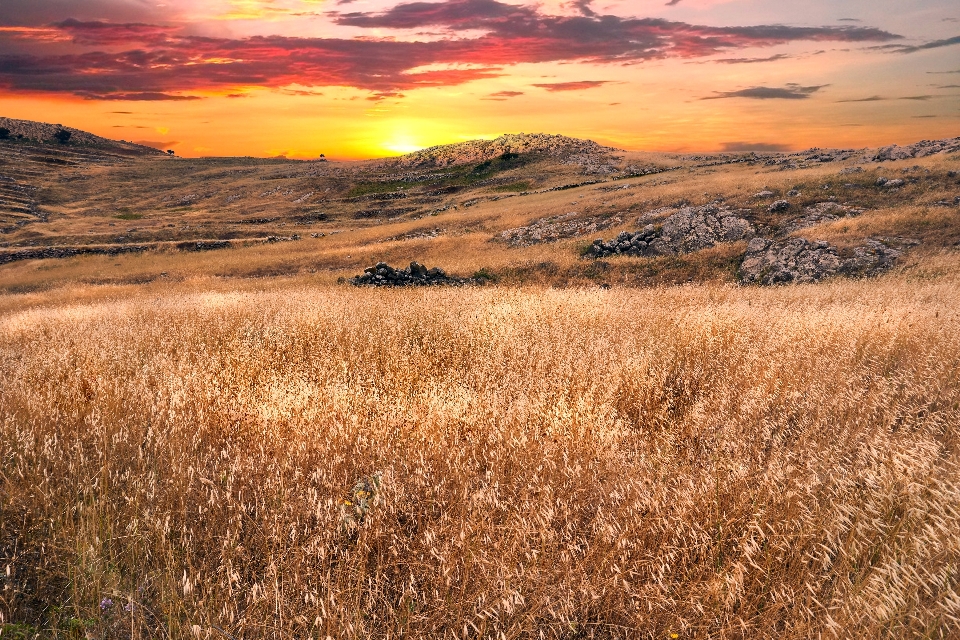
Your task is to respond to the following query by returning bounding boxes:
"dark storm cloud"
[332,0,901,65]
[0,0,160,26]
[0,1,901,100]
[703,84,827,100]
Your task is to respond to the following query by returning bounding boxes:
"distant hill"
[0,117,166,156]
[388,133,621,169]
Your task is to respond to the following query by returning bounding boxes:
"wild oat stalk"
[1,278,959,638]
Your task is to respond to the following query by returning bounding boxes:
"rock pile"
[586,205,754,258]
[739,237,905,285]
[350,262,466,287]
[498,212,623,247]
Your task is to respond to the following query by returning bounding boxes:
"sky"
[0,0,957,159]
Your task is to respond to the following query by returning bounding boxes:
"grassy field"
[2,129,960,636]
[3,270,960,638]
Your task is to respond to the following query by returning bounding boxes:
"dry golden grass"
[3,272,960,638]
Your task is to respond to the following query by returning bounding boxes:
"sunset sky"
[0,0,957,158]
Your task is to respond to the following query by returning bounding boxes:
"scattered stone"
[498,212,622,247]
[586,205,753,258]
[839,166,864,175]
[739,236,908,285]
[787,189,801,197]
[176,240,231,252]
[350,261,468,287]
[768,200,791,213]
[876,177,905,188]
[754,190,775,198]
[385,227,443,242]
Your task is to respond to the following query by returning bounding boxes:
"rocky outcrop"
[739,237,906,285]
[385,133,619,170]
[873,138,960,162]
[498,212,623,247]
[350,262,467,287]
[586,205,754,258]
[779,202,864,234]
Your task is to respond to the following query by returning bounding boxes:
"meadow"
[3,270,960,638]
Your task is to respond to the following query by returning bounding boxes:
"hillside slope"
[0,117,166,156]
[0,120,957,293]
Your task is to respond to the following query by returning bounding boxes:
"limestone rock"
[768,200,790,213]
[498,212,623,247]
[586,205,754,258]
[739,237,909,285]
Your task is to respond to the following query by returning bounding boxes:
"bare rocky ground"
[0,116,958,289]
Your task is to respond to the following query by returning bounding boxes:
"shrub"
[53,129,72,144]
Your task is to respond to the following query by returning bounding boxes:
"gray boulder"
[768,200,791,213]
[739,238,841,285]
[739,237,908,285]
[587,205,754,258]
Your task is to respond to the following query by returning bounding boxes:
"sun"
[382,134,425,155]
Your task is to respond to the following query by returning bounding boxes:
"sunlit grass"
[2,274,959,637]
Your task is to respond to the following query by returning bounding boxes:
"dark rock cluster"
[739,237,907,285]
[350,261,466,287]
[585,205,754,258]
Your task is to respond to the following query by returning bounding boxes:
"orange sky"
[0,0,957,158]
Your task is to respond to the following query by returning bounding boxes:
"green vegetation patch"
[346,180,412,198]
[492,181,531,193]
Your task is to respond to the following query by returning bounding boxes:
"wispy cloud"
[874,35,960,54]
[532,81,610,92]
[703,84,827,100]
[837,94,937,102]
[710,54,791,64]
[483,90,524,100]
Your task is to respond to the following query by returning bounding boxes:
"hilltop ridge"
[387,133,621,169]
[0,117,166,156]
